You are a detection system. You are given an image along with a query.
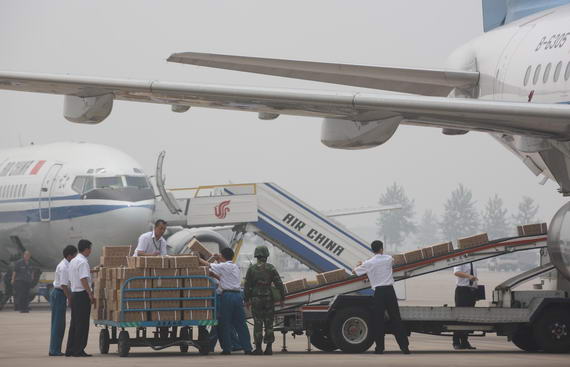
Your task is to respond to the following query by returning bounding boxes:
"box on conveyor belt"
[102,245,132,257]
[130,256,170,269]
[316,269,349,285]
[150,268,181,288]
[169,255,200,268]
[421,247,434,259]
[403,249,423,263]
[457,233,489,249]
[283,278,308,294]
[431,242,454,257]
[392,254,406,267]
[99,256,128,267]
[517,223,548,236]
[181,267,213,298]
[187,238,216,262]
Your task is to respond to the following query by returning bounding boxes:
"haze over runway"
[0,0,564,236]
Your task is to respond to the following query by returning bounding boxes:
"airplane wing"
[167,52,479,97]
[1,71,570,139]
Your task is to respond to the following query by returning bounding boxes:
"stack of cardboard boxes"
[93,243,215,323]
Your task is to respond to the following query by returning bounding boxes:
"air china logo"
[214,200,231,219]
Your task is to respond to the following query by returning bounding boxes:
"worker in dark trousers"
[49,245,77,356]
[11,251,34,313]
[452,262,478,350]
[65,240,94,357]
[353,240,410,354]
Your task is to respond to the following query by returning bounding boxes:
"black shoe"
[462,344,476,350]
[221,351,231,355]
[64,352,72,357]
[453,344,465,350]
[80,352,92,357]
[49,352,64,356]
[401,347,411,354]
[252,344,263,355]
[374,348,384,354]
[244,350,253,355]
[264,343,273,355]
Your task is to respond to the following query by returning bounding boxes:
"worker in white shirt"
[353,240,410,354]
[49,245,77,356]
[65,240,94,357]
[452,262,479,350]
[134,219,168,256]
[200,248,253,355]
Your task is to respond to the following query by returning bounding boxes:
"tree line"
[376,182,541,252]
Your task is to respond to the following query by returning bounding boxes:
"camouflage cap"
[254,245,270,259]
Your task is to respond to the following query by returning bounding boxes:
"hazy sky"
[0,0,565,233]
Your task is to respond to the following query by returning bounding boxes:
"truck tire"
[533,307,570,353]
[309,327,338,352]
[180,327,190,353]
[118,330,130,357]
[512,325,540,352]
[329,307,374,353]
[99,329,110,354]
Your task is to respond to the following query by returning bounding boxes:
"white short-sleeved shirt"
[454,263,478,288]
[134,231,167,257]
[53,258,70,289]
[68,253,92,292]
[354,254,394,289]
[210,261,241,291]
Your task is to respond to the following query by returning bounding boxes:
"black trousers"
[13,280,31,311]
[66,291,91,355]
[373,285,409,351]
[453,286,476,346]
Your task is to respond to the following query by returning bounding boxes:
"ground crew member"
[65,240,94,357]
[11,250,34,313]
[134,219,168,256]
[452,262,479,350]
[244,245,285,355]
[201,248,253,355]
[353,240,410,354]
[49,245,77,356]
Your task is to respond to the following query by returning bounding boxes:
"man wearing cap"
[244,245,285,355]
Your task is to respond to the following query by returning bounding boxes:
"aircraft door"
[39,163,62,221]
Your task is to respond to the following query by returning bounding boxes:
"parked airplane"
[0,142,155,271]
[0,0,569,277]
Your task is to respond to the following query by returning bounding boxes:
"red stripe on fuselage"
[30,160,46,175]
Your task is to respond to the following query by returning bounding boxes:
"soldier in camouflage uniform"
[244,245,285,355]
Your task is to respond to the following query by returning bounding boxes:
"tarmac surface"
[1,268,568,366]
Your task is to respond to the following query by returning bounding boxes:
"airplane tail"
[482,0,570,32]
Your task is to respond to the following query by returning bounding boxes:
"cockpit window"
[125,176,149,189]
[72,176,86,194]
[96,176,123,189]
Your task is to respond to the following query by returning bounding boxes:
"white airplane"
[0,142,155,271]
[0,0,570,277]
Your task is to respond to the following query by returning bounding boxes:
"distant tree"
[376,182,416,252]
[417,209,440,245]
[440,184,480,242]
[481,194,510,239]
[513,196,540,225]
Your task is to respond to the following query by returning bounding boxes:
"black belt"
[222,289,241,293]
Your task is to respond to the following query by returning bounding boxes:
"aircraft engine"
[320,117,401,150]
[548,202,570,281]
[167,228,230,255]
[63,94,114,124]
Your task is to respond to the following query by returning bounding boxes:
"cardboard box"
[151,289,180,311]
[183,310,213,321]
[111,310,147,323]
[187,238,215,262]
[392,254,406,267]
[316,269,349,285]
[283,278,308,294]
[431,242,454,257]
[102,246,132,257]
[150,311,182,321]
[517,223,547,236]
[99,256,128,267]
[403,249,423,264]
[169,255,200,269]
[115,268,148,280]
[421,247,434,259]
[131,256,170,269]
[457,233,489,249]
[181,267,214,299]
[151,269,181,288]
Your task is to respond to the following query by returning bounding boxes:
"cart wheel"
[198,345,210,355]
[118,330,130,357]
[99,329,110,354]
[198,326,210,355]
[180,327,190,353]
